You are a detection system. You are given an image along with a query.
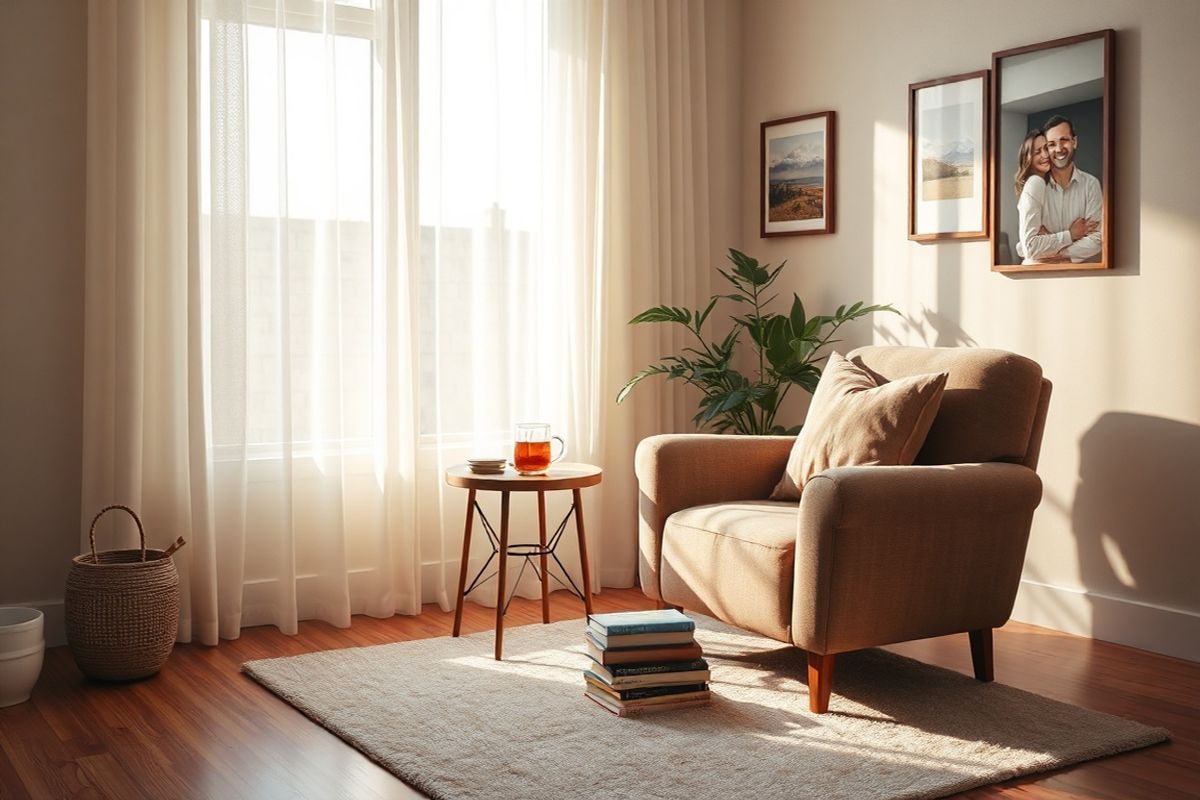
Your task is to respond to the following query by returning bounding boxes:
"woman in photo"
[1014,129,1056,264]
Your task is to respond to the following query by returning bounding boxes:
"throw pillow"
[769,352,948,500]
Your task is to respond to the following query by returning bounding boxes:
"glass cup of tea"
[512,423,567,475]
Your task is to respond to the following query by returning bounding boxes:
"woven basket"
[65,506,183,681]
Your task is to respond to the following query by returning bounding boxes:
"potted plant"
[617,248,898,435]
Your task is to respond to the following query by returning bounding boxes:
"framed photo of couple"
[991,29,1114,272]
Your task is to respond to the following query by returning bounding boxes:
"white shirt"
[1017,167,1102,263]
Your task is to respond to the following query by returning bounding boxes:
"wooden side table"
[444,462,602,660]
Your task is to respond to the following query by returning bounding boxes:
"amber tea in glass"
[512,423,566,475]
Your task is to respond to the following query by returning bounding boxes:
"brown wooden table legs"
[451,484,594,660]
[573,488,594,617]
[537,491,550,624]
[452,489,477,637]
[494,491,511,660]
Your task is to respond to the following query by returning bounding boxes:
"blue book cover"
[587,609,695,636]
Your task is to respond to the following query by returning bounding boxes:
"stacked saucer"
[467,457,508,475]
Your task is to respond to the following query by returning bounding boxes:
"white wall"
[0,1,87,645]
[741,0,1200,660]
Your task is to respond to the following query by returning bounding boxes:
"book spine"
[593,629,696,647]
[586,673,708,701]
[616,684,706,701]
[590,619,695,636]
[607,659,708,677]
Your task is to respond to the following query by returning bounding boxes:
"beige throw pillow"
[769,352,948,500]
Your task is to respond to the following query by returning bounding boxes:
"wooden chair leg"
[969,628,994,682]
[807,652,835,714]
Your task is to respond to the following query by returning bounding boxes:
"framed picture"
[908,70,989,242]
[761,111,835,237]
[991,29,1114,272]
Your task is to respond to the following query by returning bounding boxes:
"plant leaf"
[616,364,669,404]
[789,294,806,338]
[695,296,720,330]
[765,316,794,368]
[789,337,816,362]
[629,305,691,326]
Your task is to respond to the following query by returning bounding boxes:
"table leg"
[572,488,594,616]
[494,490,511,660]
[537,491,550,624]
[452,489,477,637]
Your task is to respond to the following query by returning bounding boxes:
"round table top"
[444,462,602,491]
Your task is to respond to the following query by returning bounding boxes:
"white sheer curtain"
[416,0,601,604]
[418,0,714,604]
[83,0,714,643]
[195,0,423,638]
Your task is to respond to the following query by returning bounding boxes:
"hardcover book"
[583,687,711,717]
[587,609,695,636]
[593,658,709,677]
[584,673,707,701]
[587,627,695,649]
[588,660,711,689]
[584,632,703,665]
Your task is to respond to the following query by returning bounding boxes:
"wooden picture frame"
[761,111,835,237]
[991,29,1114,273]
[908,70,990,242]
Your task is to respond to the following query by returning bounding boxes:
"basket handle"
[88,505,146,563]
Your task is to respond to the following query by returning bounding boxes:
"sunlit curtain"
[83,0,714,642]
[83,0,216,638]
[197,0,423,637]
[85,0,423,645]
[418,0,713,604]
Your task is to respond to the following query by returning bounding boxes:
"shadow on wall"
[1072,412,1200,631]
[877,307,979,349]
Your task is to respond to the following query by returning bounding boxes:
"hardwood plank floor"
[0,588,1195,799]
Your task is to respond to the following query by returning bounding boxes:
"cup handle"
[551,435,567,464]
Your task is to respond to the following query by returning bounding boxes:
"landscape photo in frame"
[761,111,835,237]
[908,70,989,241]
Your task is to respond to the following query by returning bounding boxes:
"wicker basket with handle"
[65,505,186,681]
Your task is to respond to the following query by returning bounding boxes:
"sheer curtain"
[83,0,714,642]
[418,0,714,604]
[195,0,423,637]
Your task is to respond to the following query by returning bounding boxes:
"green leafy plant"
[616,248,899,435]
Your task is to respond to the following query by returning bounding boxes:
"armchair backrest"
[848,346,1051,469]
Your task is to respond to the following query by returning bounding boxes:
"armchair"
[635,346,1051,713]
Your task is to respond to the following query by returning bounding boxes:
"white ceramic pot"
[0,606,45,707]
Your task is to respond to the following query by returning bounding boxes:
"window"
[200,0,380,456]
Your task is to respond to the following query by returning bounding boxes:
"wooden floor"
[1,588,1196,799]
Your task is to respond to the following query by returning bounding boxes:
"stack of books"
[583,609,711,716]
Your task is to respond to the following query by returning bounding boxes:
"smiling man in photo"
[1037,114,1104,263]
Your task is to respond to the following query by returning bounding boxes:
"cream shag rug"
[242,616,1167,800]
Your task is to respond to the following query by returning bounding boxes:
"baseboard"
[1012,578,1200,662]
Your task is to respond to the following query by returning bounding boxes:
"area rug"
[242,616,1167,800]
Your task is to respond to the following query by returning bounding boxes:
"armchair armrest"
[792,462,1042,654]
[635,434,795,600]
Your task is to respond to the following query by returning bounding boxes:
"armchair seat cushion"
[661,500,798,642]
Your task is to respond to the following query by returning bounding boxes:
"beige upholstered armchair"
[635,346,1051,713]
